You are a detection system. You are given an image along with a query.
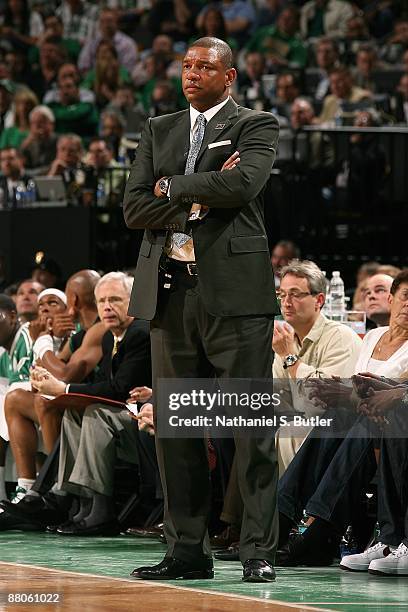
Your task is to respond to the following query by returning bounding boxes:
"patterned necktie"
[172,113,207,249]
[112,335,119,358]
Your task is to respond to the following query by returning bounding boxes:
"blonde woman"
[0,88,38,149]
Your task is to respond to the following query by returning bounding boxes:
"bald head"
[65,269,101,318]
[363,273,393,326]
[290,98,315,129]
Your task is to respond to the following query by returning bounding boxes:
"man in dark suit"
[123,37,280,583]
[0,147,31,209]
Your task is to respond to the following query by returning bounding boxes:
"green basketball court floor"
[0,533,407,611]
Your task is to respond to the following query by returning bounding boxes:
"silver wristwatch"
[283,354,299,369]
[159,176,171,196]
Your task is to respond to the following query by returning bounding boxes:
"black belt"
[164,258,198,276]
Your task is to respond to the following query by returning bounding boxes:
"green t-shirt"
[81,66,132,91]
[246,25,308,68]
[0,126,28,150]
[28,38,81,65]
[46,100,99,140]
[140,76,187,113]
[307,7,324,38]
[0,324,33,385]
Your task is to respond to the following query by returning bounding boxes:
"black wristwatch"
[159,176,171,196]
[282,354,299,369]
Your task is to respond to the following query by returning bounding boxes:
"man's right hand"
[50,313,76,338]
[28,318,47,341]
[48,159,67,176]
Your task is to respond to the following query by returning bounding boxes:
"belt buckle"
[187,263,197,276]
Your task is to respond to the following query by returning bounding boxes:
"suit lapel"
[166,110,190,174]
[196,98,239,166]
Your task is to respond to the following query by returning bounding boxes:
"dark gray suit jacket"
[123,97,280,320]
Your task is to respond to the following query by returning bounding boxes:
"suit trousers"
[57,404,154,497]
[150,270,279,564]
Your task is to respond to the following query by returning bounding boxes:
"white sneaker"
[340,542,391,572]
[369,543,408,576]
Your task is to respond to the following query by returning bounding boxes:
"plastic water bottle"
[96,180,106,207]
[15,183,26,207]
[340,525,359,558]
[26,179,37,205]
[329,271,345,315]
[321,271,329,315]
[334,102,343,126]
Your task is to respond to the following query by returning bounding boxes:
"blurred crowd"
[0,1,407,206]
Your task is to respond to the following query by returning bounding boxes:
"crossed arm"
[123,113,278,231]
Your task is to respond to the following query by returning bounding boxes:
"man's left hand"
[30,366,66,396]
[221,151,240,171]
[272,322,296,358]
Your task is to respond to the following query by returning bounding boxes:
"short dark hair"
[274,240,301,259]
[316,37,338,53]
[390,270,408,296]
[88,137,114,152]
[188,36,233,69]
[329,65,351,79]
[0,147,24,159]
[0,294,17,313]
[16,278,43,292]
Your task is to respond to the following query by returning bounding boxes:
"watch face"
[284,354,298,367]
[159,179,168,194]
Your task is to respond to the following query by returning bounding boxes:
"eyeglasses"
[278,291,314,302]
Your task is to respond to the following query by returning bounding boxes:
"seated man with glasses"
[273,260,362,472]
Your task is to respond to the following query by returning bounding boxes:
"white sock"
[0,467,7,500]
[17,478,35,491]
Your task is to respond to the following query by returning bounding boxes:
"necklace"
[374,331,407,358]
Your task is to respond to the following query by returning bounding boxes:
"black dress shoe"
[124,523,164,538]
[210,525,240,549]
[275,534,336,567]
[56,518,120,536]
[242,559,276,583]
[130,556,214,580]
[214,542,239,561]
[1,493,69,527]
